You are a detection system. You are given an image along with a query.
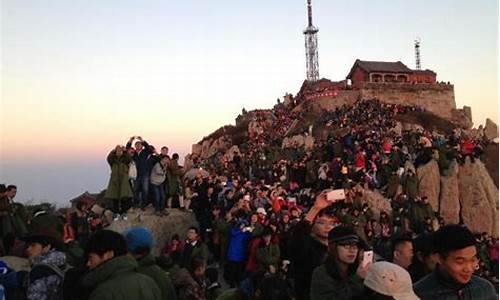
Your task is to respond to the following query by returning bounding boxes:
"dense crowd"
[0,99,497,300]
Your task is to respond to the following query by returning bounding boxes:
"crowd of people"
[0,99,498,300]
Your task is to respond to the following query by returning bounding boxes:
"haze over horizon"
[1,0,498,206]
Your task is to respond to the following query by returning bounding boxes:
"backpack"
[24,263,72,300]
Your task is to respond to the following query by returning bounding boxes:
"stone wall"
[294,90,360,114]
[359,82,456,119]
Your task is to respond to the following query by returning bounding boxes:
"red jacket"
[460,140,475,155]
[354,152,366,169]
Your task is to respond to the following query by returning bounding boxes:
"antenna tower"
[414,37,421,70]
[304,0,319,82]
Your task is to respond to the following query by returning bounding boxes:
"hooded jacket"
[27,250,66,300]
[82,255,161,300]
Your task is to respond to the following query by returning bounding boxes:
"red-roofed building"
[347,59,436,88]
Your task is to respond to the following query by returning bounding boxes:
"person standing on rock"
[126,136,153,209]
[105,145,133,219]
[414,224,497,300]
[150,156,169,216]
[166,153,184,209]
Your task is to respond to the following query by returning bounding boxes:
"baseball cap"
[123,227,153,253]
[364,261,420,300]
[256,207,267,216]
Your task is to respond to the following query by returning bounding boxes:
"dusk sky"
[1,0,498,206]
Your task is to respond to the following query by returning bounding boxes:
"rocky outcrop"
[109,208,198,255]
[484,118,498,141]
[184,154,194,172]
[192,144,202,157]
[439,161,460,224]
[200,139,212,159]
[417,159,441,211]
[414,157,499,237]
[482,143,499,188]
[458,159,499,237]
[451,108,473,129]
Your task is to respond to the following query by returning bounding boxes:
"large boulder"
[206,136,231,158]
[439,161,460,224]
[416,159,441,211]
[108,208,199,255]
[200,139,212,159]
[191,144,202,156]
[451,108,473,129]
[458,159,499,237]
[484,118,498,141]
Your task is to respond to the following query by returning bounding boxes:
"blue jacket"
[414,269,497,300]
[226,226,251,262]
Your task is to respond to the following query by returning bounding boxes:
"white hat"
[256,207,267,216]
[364,261,420,300]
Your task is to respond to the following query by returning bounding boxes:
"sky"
[1,0,498,206]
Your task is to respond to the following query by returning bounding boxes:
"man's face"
[26,242,45,259]
[394,241,414,269]
[87,251,114,270]
[439,245,478,285]
[134,141,143,152]
[312,215,337,240]
[335,243,359,265]
[187,229,198,242]
[7,188,17,199]
[161,147,169,156]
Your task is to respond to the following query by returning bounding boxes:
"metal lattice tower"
[304,0,319,82]
[414,37,421,70]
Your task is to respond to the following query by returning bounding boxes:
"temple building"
[347,59,436,88]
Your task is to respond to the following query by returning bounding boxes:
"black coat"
[288,220,328,300]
